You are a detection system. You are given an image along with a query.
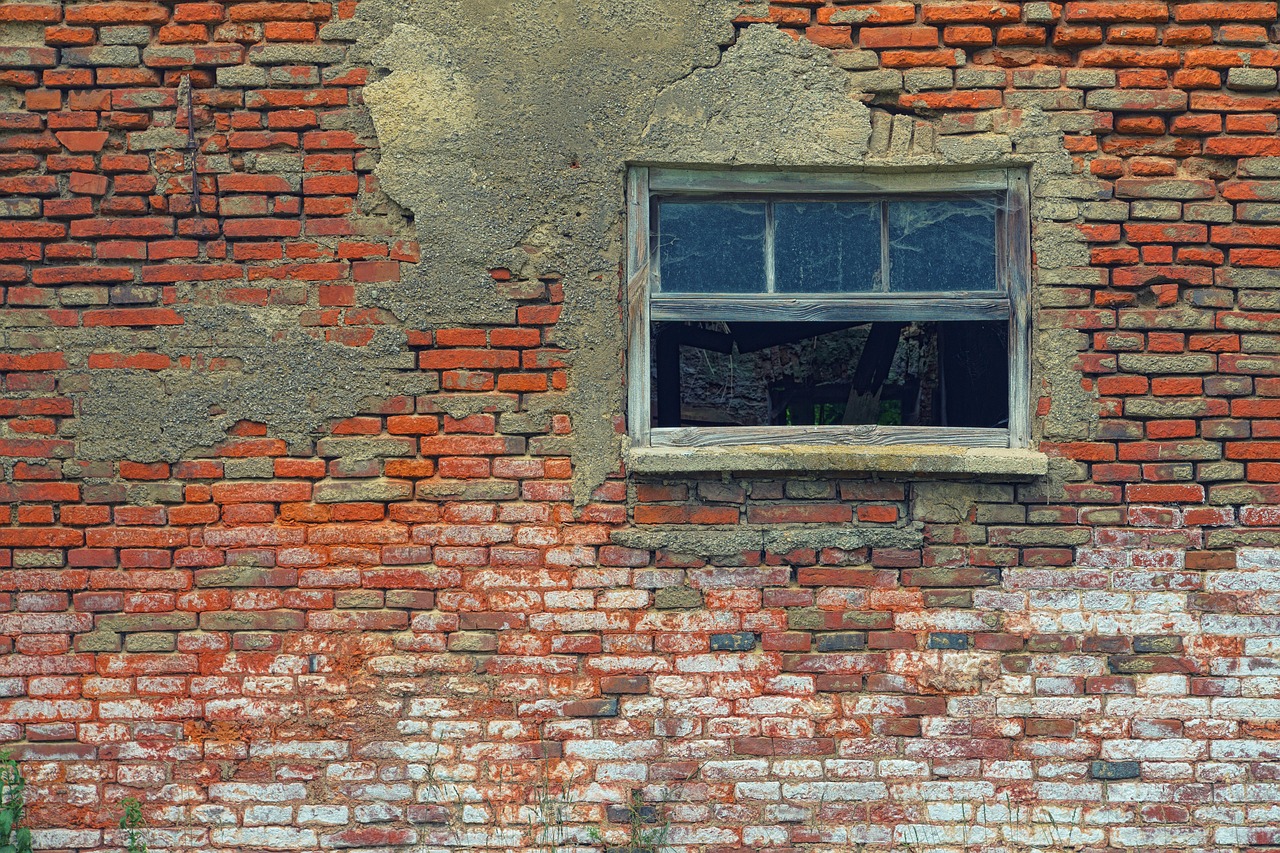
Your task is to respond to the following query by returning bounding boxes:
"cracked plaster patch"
[357,4,886,501]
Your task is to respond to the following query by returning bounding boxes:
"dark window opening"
[626,167,1032,449]
[650,320,1008,430]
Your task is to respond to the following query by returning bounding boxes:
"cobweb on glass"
[888,197,999,292]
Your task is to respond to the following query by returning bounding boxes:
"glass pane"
[774,201,881,293]
[889,198,997,292]
[656,201,766,293]
[649,320,1008,429]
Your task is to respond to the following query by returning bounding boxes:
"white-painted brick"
[210,827,318,849]
[208,782,307,803]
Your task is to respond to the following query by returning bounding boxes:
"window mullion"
[878,200,890,293]
[764,200,776,294]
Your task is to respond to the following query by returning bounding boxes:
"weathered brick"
[0,3,1274,846]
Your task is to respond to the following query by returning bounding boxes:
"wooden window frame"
[625,166,1032,451]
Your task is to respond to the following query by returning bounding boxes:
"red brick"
[83,309,184,327]
[861,25,939,48]
[922,2,1020,23]
[747,505,853,524]
[228,2,333,21]
[943,25,994,47]
[419,350,518,370]
[1065,2,1170,23]
[1174,2,1277,22]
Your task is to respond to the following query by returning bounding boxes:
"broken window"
[626,168,1031,449]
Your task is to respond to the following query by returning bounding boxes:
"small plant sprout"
[588,789,667,853]
[120,797,148,853]
[0,753,32,853]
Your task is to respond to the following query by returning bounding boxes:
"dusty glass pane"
[650,320,1008,429]
[774,201,881,293]
[656,201,766,293]
[888,199,997,292]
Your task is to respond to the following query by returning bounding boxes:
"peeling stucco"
[65,0,1088,504]
[354,4,885,502]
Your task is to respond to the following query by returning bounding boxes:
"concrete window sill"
[627,443,1049,479]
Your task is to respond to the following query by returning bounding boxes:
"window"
[625,167,1031,451]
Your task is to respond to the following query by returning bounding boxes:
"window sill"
[627,443,1048,479]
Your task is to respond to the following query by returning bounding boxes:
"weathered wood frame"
[625,167,1033,450]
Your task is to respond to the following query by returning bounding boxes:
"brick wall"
[2,0,1280,850]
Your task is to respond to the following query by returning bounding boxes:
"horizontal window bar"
[651,295,1010,323]
[651,424,1010,448]
[648,168,1011,196]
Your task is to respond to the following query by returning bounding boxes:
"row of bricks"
[1091,247,1280,266]
[0,407,568,439]
[1085,240,1280,261]
[0,395,572,435]
[635,486,1276,526]
[0,44,354,71]
[894,90,1280,113]
[21,88,358,113]
[0,152,365,174]
[0,469,588,508]
[0,245,414,270]
[1085,378,1280,401]
[0,360,566,388]
[870,66,1280,90]
[0,657,1234,690]
[0,621,1258,658]
[0,671,1222,703]
[0,3,347,26]
[0,545,1247,574]
[1078,229,1280,247]
[1080,384,1280,407]
[1085,116,1280,141]
[0,65,360,90]
[43,23,336,46]
[1067,320,1278,338]
[0,176,374,199]
[0,217,381,242]
[764,3,1280,26]
[1086,348,1279,370]
[1070,350,1280,373]
[791,40,1280,70]
[0,648,1259,686]
[1070,409,1280,428]
[766,21,1280,52]
[0,431,583,459]
[1,261,402,285]
[0,125,364,151]
[0,488,1268,522]
[1084,220,1280,243]
[2,560,1239,601]
[19,547,1206,575]
[0,616,1247,648]
[0,255,414,279]
[0,596,1224,647]
[1,191,378,220]
[0,631,1258,660]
